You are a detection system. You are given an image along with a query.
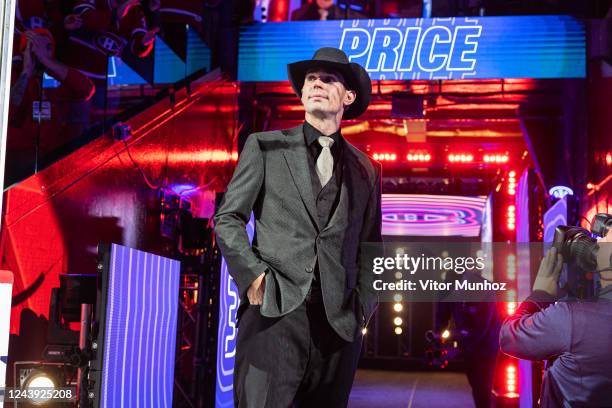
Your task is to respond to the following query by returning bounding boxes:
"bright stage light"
[448,153,474,163]
[393,317,403,326]
[21,370,58,405]
[373,152,397,161]
[441,329,450,339]
[394,327,403,335]
[507,170,517,195]
[549,185,574,199]
[393,303,403,312]
[406,152,432,162]
[26,375,55,389]
[507,302,517,315]
[505,364,518,394]
[483,154,509,163]
[507,205,516,230]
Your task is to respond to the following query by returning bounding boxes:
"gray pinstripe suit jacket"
[213,124,382,341]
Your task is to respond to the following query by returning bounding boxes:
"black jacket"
[214,124,382,341]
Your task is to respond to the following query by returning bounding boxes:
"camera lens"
[554,226,598,271]
[568,234,598,271]
[591,214,612,238]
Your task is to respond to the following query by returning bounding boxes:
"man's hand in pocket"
[247,272,266,305]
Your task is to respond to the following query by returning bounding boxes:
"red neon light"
[507,170,517,196]
[507,205,516,230]
[483,154,509,163]
[406,153,431,162]
[373,153,397,161]
[268,0,289,22]
[506,302,517,315]
[448,154,474,163]
[505,365,518,394]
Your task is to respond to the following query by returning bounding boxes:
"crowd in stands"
[8,0,205,184]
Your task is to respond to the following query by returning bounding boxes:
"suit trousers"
[233,288,363,408]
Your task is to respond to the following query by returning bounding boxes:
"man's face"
[301,69,356,118]
[316,0,334,9]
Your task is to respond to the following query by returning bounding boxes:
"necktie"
[316,136,334,187]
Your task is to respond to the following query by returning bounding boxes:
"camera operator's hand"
[533,247,564,297]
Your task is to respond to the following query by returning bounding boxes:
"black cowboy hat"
[287,47,371,120]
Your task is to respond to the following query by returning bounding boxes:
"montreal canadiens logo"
[94,32,127,56]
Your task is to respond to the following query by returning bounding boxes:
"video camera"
[553,213,611,271]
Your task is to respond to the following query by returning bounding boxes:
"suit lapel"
[282,125,322,231]
[322,138,370,233]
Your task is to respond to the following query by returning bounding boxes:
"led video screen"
[239,16,585,81]
[382,194,487,237]
[93,244,181,408]
[215,214,256,407]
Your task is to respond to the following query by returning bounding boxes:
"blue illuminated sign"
[96,244,181,408]
[239,16,585,81]
[548,185,574,199]
[215,215,255,407]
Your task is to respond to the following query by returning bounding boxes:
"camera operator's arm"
[500,248,570,360]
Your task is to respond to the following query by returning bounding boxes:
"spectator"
[62,0,157,82]
[291,0,366,21]
[157,0,204,32]
[7,29,95,182]
[13,0,64,59]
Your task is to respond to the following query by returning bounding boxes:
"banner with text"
[239,15,585,81]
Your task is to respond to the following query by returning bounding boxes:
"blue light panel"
[239,16,585,81]
[99,243,180,408]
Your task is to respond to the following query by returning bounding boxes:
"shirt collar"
[303,120,342,148]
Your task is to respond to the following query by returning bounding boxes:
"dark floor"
[348,369,474,408]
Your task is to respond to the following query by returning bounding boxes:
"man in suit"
[213,47,382,407]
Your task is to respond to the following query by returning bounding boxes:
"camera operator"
[499,233,612,407]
